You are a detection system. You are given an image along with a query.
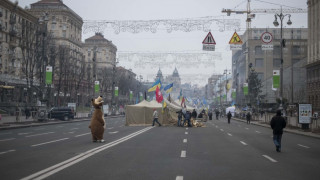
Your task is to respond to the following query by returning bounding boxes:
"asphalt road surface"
[1,116,320,180]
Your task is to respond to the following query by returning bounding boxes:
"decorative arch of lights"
[117,51,222,69]
[83,16,241,34]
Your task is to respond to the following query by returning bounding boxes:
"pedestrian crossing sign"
[229,32,243,44]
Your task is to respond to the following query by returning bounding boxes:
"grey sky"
[14,0,308,86]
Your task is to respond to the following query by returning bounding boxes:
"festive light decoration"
[83,17,241,34]
[118,52,221,69]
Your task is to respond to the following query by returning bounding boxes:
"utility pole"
[39,12,49,106]
[92,46,97,98]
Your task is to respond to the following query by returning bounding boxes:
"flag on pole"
[46,66,52,84]
[148,79,162,92]
[181,96,185,107]
[164,83,173,93]
[155,86,163,103]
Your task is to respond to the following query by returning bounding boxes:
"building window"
[273,58,281,68]
[257,73,264,81]
[292,58,300,64]
[273,46,281,55]
[255,46,263,55]
[255,58,264,67]
[292,46,301,55]
[62,31,66,38]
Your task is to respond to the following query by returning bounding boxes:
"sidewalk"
[231,117,320,139]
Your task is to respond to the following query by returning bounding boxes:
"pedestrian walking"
[25,107,30,119]
[215,109,220,120]
[246,111,251,124]
[183,111,192,127]
[176,110,183,127]
[152,109,161,126]
[191,109,197,124]
[208,111,213,120]
[270,110,287,152]
[227,111,232,124]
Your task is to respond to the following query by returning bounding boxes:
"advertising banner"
[46,66,52,84]
[94,81,99,93]
[243,83,248,95]
[115,86,119,97]
[298,104,312,124]
[273,70,280,89]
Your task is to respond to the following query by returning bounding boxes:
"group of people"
[176,109,198,127]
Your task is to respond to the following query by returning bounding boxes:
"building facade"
[232,28,308,108]
[307,0,320,113]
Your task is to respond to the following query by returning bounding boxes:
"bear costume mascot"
[89,96,106,143]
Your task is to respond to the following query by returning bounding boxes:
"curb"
[231,117,320,139]
[0,115,124,130]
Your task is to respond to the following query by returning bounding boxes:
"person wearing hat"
[270,110,287,152]
[152,108,161,126]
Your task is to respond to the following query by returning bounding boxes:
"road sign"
[230,44,242,50]
[262,44,273,50]
[202,32,216,44]
[229,32,243,44]
[261,32,273,44]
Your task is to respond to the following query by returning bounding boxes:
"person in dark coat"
[183,111,192,127]
[227,111,232,124]
[270,110,287,152]
[208,111,213,120]
[246,112,251,124]
[25,107,30,119]
[215,110,220,120]
[176,110,183,127]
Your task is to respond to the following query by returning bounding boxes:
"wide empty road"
[1,117,320,180]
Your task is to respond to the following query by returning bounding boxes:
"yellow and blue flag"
[164,83,173,93]
[148,79,161,92]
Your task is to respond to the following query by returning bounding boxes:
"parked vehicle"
[48,107,75,120]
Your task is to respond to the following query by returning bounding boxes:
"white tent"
[226,106,236,117]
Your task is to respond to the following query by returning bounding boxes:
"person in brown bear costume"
[89,96,106,143]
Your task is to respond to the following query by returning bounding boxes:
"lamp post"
[273,6,292,110]
[39,12,49,105]
[223,69,231,105]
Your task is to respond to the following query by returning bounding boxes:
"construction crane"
[222,0,307,29]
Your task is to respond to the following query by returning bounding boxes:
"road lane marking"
[220,129,224,132]
[240,141,247,145]
[176,176,183,180]
[18,132,32,135]
[185,132,188,135]
[183,139,187,143]
[0,138,16,142]
[119,126,124,128]
[255,131,261,134]
[181,150,186,158]
[26,132,55,138]
[186,128,188,130]
[107,127,114,130]
[227,133,232,136]
[262,155,277,162]
[0,149,16,155]
[70,128,79,130]
[245,128,249,130]
[109,131,119,134]
[21,127,153,180]
[298,144,310,149]
[31,138,69,147]
[68,132,75,134]
[75,133,91,137]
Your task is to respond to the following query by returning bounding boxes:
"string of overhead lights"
[117,52,221,69]
[83,16,241,34]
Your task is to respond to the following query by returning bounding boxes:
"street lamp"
[39,12,49,105]
[273,7,292,111]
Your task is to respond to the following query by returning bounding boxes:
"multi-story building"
[307,0,320,113]
[28,0,86,106]
[0,0,40,107]
[232,28,308,108]
[83,32,117,105]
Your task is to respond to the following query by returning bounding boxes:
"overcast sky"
[14,0,308,86]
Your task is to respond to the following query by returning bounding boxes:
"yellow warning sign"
[229,32,243,44]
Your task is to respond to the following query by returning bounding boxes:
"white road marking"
[68,132,75,134]
[119,126,124,128]
[0,138,15,142]
[107,127,114,130]
[220,129,224,132]
[31,138,69,147]
[26,132,55,138]
[186,128,188,130]
[298,144,310,149]
[227,133,233,136]
[176,176,183,180]
[183,139,187,143]
[70,128,79,130]
[185,132,188,135]
[18,132,32,135]
[76,124,81,126]
[255,131,261,134]
[75,133,91,137]
[22,127,153,180]
[109,131,119,134]
[245,128,249,130]
[216,126,219,128]
[0,149,16,155]
[240,141,247,145]
[262,155,277,162]
[181,150,186,158]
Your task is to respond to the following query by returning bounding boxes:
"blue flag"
[148,78,161,92]
[164,83,173,93]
